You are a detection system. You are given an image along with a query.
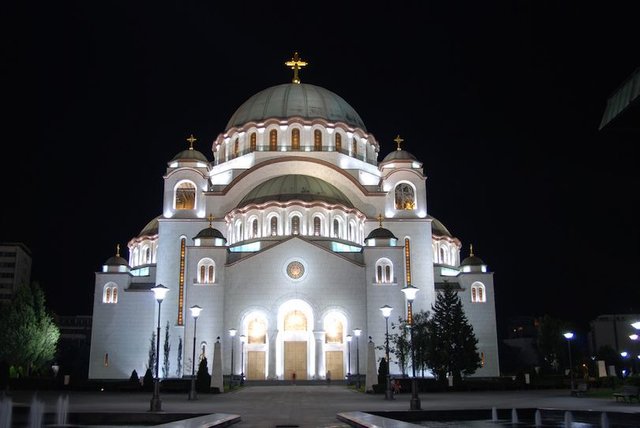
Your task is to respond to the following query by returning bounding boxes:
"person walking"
[326,370,331,386]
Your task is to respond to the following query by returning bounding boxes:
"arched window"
[145,247,151,264]
[480,352,485,367]
[103,283,118,303]
[269,130,277,151]
[471,282,486,303]
[352,138,357,157]
[198,259,215,284]
[175,181,196,210]
[284,310,307,331]
[375,259,393,284]
[335,133,342,152]
[292,128,300,150]
[250,132,257,151]
[394,183,415,210]
[104,353,109,367]
[291,216,300,235]
[270,217,278,236]
[235,221,243,242]
[314,129,322,151]
[348,221,356,242]
[248,317,267,344]
[313,217,321,236]
[333,219,340,238]
[251,219,258,238]
[233,139,239,157]
[440,247,445,264]
[324,314,343,344]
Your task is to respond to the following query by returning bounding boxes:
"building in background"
[0,242,32,304]
[88,55,501,381]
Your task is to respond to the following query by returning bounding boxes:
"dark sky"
[3,2,639,338]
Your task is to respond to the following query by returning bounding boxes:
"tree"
[426,282,481,383]
[0,281,60,378]
[147,331,156,374]
[196,356,211,392]
[388,316,411,376]
[162,320,171,379]
[412,310,431,377]
[175,336,183,378]
[536,314,566,373]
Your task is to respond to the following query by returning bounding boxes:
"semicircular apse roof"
[226,83,367,131]
[237,175,353,209]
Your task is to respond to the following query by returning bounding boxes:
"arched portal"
[277,300,314,380]
[242,312,268,380]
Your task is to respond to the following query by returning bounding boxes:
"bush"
[196,357,211,393]
[129,369,140,384]
[142,368,154,392]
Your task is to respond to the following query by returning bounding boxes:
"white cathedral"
[88,54,500,383]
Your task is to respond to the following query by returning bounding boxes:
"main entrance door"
[284,341,307,380]
[325,350,344,380]
[247,351,265,380]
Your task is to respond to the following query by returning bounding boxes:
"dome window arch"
[375,258,393,284]
[314,129,322,151]
[348,220,357,242]
[250,132,257,151]
[333,218,340,238]
[439,246,445,264]
[233,138,239,157]
[269,129,278,151]
[335,133,342,152]
[292,128,300,150]
[270,216,278,236]
[394,182,416,210]
[471,282,486,303]
[313,216,321,236]
[251,218,259,239]
[351,138,357,157]
[291,215,301,235]
[174,180,197,210]
[198,258,216,284]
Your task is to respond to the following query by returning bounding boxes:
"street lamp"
[380,305,394,400]
[188,305,202,400]
[150,284,169,412]
[563,331,575,391]
[240,335,247,385]
[401,284,421,410]
[229,328,237,386]
[346,335,352,379]
[632,321,640,330]
[353,328,362,390]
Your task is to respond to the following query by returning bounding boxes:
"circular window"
[286,261,305,280]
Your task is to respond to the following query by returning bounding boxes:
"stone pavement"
[4,385,640,427]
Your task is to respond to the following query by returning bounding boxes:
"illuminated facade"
[88,55,499,381]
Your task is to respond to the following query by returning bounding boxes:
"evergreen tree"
[536,314,567,373]
[175,337,183,378]
[147,331,156,374]
[162,320,171,378]
[412,310,431,377]
[196,356,211,392]
[0,281,60,378]
[426,282,481,383]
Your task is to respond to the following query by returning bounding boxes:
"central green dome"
[237,175,353,208]
[226,83,367,131]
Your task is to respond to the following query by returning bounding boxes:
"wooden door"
[284,341,307,380]
[247,351,265,380]
[325,351,344,380]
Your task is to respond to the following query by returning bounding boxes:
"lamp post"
[229,328,237,386]
[630,334,639,375]
[346,335,352,380]
[353,328,362,390]
[401,284,421,410]
[563,331,575,391]
[188,305,202,400]
[240,335,246,385]
[380,305,394,400]
[150,284,169,412]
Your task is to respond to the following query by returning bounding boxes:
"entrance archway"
[277,299,314,380]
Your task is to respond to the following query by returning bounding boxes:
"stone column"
[268,329,278,380]
[314,330,325,379]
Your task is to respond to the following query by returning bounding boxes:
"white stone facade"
[88,81,500,381]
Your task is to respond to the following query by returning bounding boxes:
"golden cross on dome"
[285,52,308,84]
[116,244,120,257]
[394,134,404,151]
[187,134,197,149]
[377,214,384,227]
[208,213,214,227]
[470,243,474,257]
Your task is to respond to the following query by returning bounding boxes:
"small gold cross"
[394,134,404,150]
[187,134,197,149]
[285,52,308,84]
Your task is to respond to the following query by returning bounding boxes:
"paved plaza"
[4,384,640,427]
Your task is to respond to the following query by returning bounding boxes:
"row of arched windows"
[103,284,118,303]
[375,258,394,284]
[471,283,486,303]
[230,211,362,244]
[216,125,376,165]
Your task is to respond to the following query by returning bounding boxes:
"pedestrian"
[292,371,296,384]
[326,370,331,385]
[392,378,401,395]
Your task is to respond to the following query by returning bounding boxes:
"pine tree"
[427,282,481,383]
[175,337,183,377]
[162,320,171,378]
[147,331,156,374]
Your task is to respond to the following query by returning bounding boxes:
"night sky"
[3,2,639,338]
